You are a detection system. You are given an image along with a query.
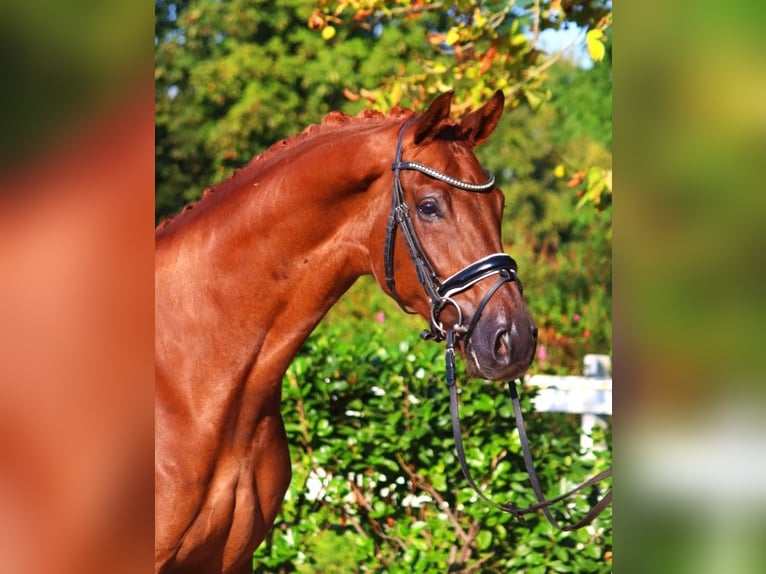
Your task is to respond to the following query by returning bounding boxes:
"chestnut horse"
[155,91,537,573]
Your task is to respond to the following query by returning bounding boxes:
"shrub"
[253,322,612,572]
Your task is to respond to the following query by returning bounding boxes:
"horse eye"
[417,199,440,219]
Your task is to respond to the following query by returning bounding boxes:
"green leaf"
[476,529,493,550]
[511,33,528,47]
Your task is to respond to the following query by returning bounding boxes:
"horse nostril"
[494,329,512,363]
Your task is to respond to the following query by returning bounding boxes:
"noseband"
[384,116,518,342]
[383,115,612,530]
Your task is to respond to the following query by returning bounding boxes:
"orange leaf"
[566,172,584,188]
[342,87,361,102]
[307,10,324,30]
[428,33,446,46]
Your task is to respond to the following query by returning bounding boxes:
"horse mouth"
[463,320,537,381]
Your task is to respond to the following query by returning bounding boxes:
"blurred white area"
[529,354,612,458]
[623,398,766,574]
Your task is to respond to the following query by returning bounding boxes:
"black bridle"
[384,116,612,530]
[384,116,518,342]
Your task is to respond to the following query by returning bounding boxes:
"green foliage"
[312,0,612,112]
[156,1,612,222]
[548,58,612,151]
[155,0,428,222]
[253,323,612,572]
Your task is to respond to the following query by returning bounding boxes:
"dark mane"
[156,106,413,232]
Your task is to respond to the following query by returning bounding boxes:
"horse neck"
[156,119,400,402]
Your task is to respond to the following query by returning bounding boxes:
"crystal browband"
[392,160,495,192]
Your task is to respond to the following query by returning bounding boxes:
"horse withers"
[155,90,537,573]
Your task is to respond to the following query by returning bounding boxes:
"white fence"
[526,354,612,457]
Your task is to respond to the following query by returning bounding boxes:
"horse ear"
[459,90,505,146]
[413,91,454,145]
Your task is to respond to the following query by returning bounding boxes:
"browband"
[392,160,496,192]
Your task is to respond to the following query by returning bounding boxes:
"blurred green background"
[617,3,766,574]
[0,2,149,173]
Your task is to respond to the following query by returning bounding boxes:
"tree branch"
[395,453,468,542]
[531,0,541,46]
[368,2,445,26]
[347,479,407,556]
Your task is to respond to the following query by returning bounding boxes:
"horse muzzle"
[463,304,537,381]
[422,253,537,381]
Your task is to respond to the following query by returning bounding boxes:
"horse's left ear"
[459,90,505,146]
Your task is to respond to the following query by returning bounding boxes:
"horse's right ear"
[413,91,454,145]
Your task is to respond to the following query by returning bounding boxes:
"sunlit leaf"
[321,25,336,41]
[445,27,460,46]
[586,28,606,62]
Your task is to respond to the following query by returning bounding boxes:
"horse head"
[372,90,537,382]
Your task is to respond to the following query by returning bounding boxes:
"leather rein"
[384,116,612,530]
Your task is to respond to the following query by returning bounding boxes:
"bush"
[253,321,612,573]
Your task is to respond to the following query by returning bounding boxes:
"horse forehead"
[414,139,485,176]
